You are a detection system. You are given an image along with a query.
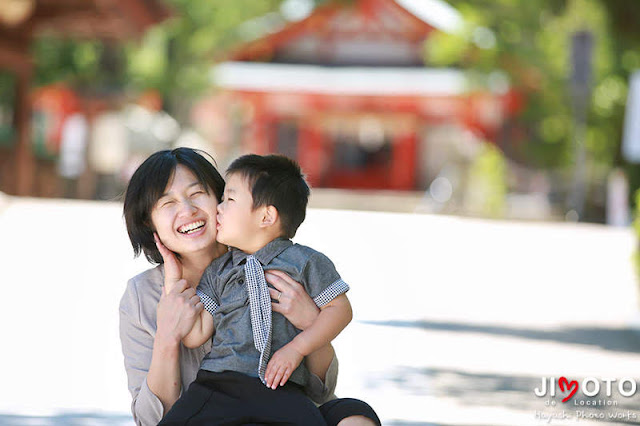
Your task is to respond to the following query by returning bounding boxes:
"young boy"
[160,154,352,425]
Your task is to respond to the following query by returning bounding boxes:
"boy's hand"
[265,343,303,389]
[154,233,183,293]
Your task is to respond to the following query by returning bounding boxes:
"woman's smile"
[177,219,206,235]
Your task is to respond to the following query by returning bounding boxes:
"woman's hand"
[154,233,203,344]
[154,233,182,292]
[156,279,203,345]
[266,270,320,330]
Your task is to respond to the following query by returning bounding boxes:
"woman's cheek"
[154,210,174,237]
[214,201,221,213]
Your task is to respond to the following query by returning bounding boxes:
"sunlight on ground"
[1,196,638,425]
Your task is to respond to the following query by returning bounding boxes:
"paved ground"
[1,194,639,425]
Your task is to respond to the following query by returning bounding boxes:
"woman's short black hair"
[123,147,225,264]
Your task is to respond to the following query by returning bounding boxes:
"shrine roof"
[213,61,468,96]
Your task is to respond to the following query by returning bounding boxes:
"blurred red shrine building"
[193,0,521,191]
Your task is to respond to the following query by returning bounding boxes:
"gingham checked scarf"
[244,255,272,384]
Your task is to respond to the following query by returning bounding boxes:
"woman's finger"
[155,233,183,285]
[167,279,188,295]
[154,233,172,260]
[271,269,303,288]
[271,300,283,314]
[182,287,196,298]
[268,288,283,302]
[264,271,288,292]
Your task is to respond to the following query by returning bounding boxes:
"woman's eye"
[161,200,175,207]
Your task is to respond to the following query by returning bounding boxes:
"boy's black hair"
[227,154,310,239]
[123,147,225,264]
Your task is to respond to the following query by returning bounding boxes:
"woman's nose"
[179,199,197,215]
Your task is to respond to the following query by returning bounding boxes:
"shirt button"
[238,278,244,284]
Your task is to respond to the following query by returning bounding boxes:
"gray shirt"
[119,264,338,426]
[197,238,349,387]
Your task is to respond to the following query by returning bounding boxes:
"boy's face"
[216,173,262,250]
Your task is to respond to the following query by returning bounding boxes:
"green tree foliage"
[125,0,284,104]
[32,39,106,88]
[425,0,638,177]
[0,72,16,146]
[465,142,507,218]
[31,0,285,110]
[633,189,640,283]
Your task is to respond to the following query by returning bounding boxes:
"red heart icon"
[559,376,578,402]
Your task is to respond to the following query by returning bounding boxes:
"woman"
[119,148,379,425]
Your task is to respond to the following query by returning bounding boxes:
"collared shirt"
[197,238,349,387]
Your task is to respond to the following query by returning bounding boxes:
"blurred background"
[2,0,640,425]
[1,0,640,223]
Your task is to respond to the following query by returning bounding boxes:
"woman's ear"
[260,205,279,228]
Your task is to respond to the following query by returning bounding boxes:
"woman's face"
[150,164,220,258]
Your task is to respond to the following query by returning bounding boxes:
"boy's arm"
[182,271,219,349]
[182,309,214,349]
[265,293,352,389]
[182,260,220,349]
[291,293,352,356]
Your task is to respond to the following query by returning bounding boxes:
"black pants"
[319,398,380,426]
[159,370,380,426]
[159,370,326,425]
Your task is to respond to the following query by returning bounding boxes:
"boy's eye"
[190,191,204,197]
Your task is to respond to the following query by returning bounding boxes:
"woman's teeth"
[178,220,205,234]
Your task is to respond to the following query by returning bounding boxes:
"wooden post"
[0,37,32,195]
[297,121,324,187]
[390,131,417,190]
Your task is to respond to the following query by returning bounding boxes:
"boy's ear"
[259,205,279,228]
